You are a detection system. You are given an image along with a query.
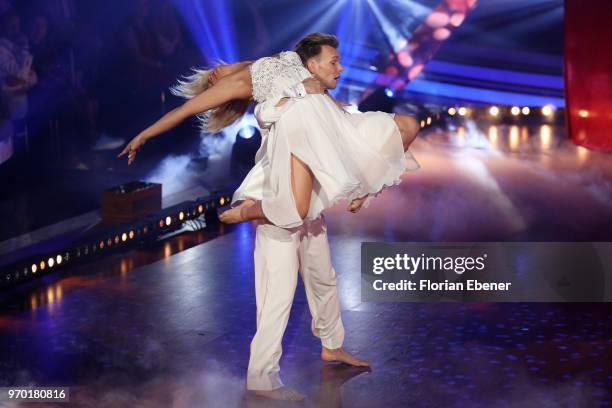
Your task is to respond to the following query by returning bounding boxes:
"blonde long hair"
[171,66,251,133]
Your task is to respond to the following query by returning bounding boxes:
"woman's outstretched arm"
[118,67,252,164]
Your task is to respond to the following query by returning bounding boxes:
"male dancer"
[233,33,419,401]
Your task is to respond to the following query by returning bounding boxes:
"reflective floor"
[325,122,612,241]
[1,123,611,407]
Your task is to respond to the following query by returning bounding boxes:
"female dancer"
[118,34,420,228]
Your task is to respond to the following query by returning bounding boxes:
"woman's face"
[208,65,231,86]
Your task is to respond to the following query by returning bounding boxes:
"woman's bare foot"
[321,347,371,367]
[219,199,254,224]
[347,195,368,213]
[252,386,305,401]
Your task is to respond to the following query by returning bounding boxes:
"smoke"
[62,360,245,408]
[144,114,261,198]
[145,154,193,197]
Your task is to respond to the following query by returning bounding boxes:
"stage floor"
[1,224,611,407]
[1,124,612,407]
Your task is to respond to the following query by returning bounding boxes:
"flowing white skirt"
[232,94,420,228]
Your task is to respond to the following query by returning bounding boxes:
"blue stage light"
[173,0,238,63]
[237,126,256,140]
[385,88,395,98]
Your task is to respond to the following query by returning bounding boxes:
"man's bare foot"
[252,386,305,401]
[219,199,254,224]
[321,347,371,367]
[347,196,367,213]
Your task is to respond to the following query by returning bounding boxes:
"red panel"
[565,0,612,151]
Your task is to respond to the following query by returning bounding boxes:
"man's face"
[305,45,344,89]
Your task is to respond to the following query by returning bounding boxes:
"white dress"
[231,51,420,228]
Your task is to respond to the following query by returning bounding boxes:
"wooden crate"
[101,181,162,226]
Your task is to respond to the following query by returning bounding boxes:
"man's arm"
[254,77,325,129]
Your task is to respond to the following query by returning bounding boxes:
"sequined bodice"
[250,51,311,103]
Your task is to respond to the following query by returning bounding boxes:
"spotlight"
[384,88,395,98]
[489,106,500,116]
[541,105,554,117]
[40,261,46,270]
[426,117,432,125]
[578,109,589,118]
[237,125,257,140]
[99,240,105,250]
[448,107,457,116]
[122,233,127,242]
[179,211,185,221]
[159,219,165,228]
[219,197,226,206]
[114,235,120,244]
[522,107,530,115]
[48,257,54,268]
[232,126,262,178]
[511,106,520,116]
[197,204,204,214]
[165,216,172,226]
[56,255,62,264]
[420,120,425,128]
[458,107,467,116]
[31,264,37,273]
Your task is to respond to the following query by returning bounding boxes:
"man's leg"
[247,221,304,400]
[298,216,370,367]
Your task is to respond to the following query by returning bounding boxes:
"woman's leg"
[393,114,420,151]
[219,154,314,224]
[289,154,313,219]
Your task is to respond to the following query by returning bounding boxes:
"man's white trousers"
[246,215,345,390]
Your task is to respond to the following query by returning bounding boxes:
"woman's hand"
[117,134,147,165]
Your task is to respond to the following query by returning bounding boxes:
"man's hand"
[324,90,351,108]
[302,77,326,94]
[333,100,351,107]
